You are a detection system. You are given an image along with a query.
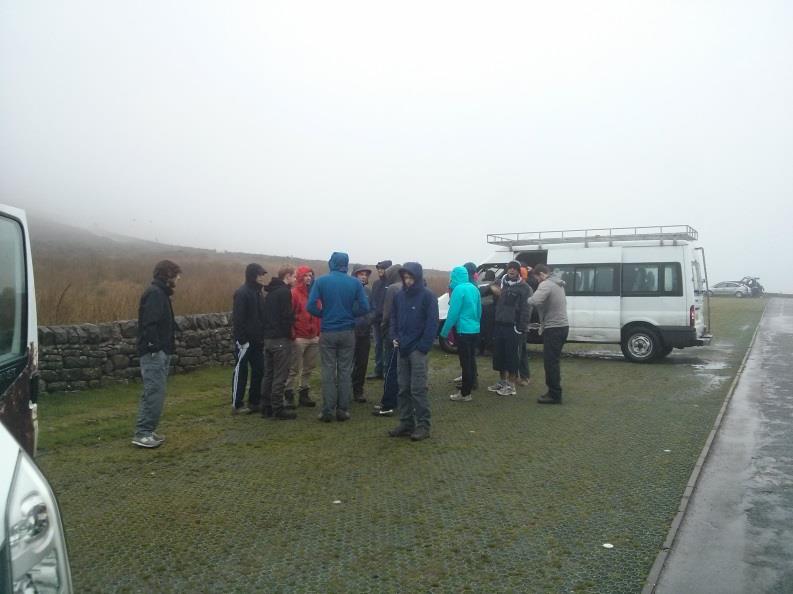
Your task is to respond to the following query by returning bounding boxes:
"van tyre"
[621,327,661,363]
[439,335,458,355]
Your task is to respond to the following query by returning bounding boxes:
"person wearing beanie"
[230,263,268,415]
[368,259,393,379]
[487,260,531,397]
[306,252,370,422]
[286,266,320,409]
[351,264,375,402]
[132,259,181,448]
[261,266,297,420]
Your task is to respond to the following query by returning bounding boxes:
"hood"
[449,266,469,290]
[399,262,424,288]
[295,266,314,293]
[376,259,393,270]
[384,264,403,286]
[328,252,349,273]
[245,263,267,284]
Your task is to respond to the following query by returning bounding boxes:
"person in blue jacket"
[387,262,439,442]
[440,266,482,402]
[307,252,370,422]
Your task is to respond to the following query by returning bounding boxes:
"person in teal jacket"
[440,266,482,402]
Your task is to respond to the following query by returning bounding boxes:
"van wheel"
[439,335,458,355]
[621,327,661,363]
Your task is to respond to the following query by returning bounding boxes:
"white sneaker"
[451,375,463,383]
[132,435,162,448]
[496,383,517,396]
[449,391,469,401]
[487,381,505,392]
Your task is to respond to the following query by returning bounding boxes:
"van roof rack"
[487,225,698,248]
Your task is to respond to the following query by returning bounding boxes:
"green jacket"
[440,266,482,337]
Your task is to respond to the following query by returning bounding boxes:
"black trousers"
[232,341,263,409]
[352,333,371,397]
[519,335,530,380]
[456,333,479,396]
[542,326,569,400]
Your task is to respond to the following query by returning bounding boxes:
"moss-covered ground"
[37,297,765,593]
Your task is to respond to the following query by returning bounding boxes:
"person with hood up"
[372,263,403,417]
[367,259,392,379]
[231,263,268,415]
[450,261,482,391]
[487,260,531,397]
[286,266,320,408]
[351,264,375,402]
[440,266,482,402]
[387,262,439,442]
[132,259,181,448]
[528,264,569,404]
[261,266,297,420]
[306,252,370,422]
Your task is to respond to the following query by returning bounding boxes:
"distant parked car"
[708,282,752,298]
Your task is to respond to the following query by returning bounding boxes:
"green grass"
[37,298,765,593]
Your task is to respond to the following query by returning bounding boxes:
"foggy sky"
[1,1,792,291]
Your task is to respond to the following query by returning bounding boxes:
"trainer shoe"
[151,431,165,443]
[132,434,161,448]
[537,393,562,404]
[487,380,506,392]
[451,375,463,383]
[450,392,473,402]
[372,408,395,417]
[496,383,517,396]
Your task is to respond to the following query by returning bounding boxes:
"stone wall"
[37,313,234,393]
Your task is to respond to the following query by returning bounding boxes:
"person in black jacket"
[351,264,374,402]
[261,266,297,420]
[367,259,392,379]
[231,263,268,415]
[132,260,181,448]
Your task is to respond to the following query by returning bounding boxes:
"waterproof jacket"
[529,275,569,330]
[232,280,266,345]
[352,264,376,337]
[306,252,370,332]
[137,279,176,355]
[440,266,482,338]
[391,262,440,356]
[379,264,403,336]
[370,259,392,324]
[291,266,321,339]
[494,277,531,331]
[262,278,294,339]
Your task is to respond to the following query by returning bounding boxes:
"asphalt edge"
[641,301,768,594]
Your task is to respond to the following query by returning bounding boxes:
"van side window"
[574,267,595,293]
[0,216,27,365]
[594,265,618,294]
[553,266,575,291]
[623,263,682,296]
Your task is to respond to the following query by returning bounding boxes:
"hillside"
[27,215,449,325]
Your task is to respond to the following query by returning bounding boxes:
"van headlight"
[6,452,72,593]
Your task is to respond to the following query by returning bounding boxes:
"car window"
[0,215,26,365]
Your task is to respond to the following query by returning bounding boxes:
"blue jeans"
[135,350,170,437]
[319,330,355,416]
[397,350,431,430]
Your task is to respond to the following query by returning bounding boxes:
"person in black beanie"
[231,263,267,415]
[262,266,297,420]
[367,259,392,379]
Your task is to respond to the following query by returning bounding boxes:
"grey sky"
[1,1,791,290]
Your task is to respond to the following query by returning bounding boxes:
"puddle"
[692,361,730,371]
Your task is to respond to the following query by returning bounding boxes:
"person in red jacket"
[286,266,320,408]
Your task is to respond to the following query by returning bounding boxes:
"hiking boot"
[273,409,297,420]
[353,394,368,403]
[232,405,251,415]
[261,406,273,418]
[487,380,506,392]
[336,410,351,422]
[318,412,334,422]
[132,434,162,448]
[372,408,394,417]
[298,388,316,407]
[284,390,296,410]
[450,392,472,402]
[151,431,166,443]
[496,383,517,396]
[537,393,562,404]
[410,426,431,441]
[388,425,415,437]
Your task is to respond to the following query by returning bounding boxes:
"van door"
[0,207,37,455]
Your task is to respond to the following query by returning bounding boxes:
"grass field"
[36,298,765,593]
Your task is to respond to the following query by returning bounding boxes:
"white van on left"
[0,203,73,593]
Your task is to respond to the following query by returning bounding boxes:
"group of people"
[130,254,568,449]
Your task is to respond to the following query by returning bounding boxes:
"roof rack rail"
[487,225,698,248]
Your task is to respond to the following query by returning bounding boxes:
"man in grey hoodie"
[528,264,569,404]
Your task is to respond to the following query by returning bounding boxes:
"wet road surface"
[657,298,793,593]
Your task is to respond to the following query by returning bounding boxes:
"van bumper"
[658,326,709,348]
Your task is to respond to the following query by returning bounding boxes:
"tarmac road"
[657,297,793,593]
